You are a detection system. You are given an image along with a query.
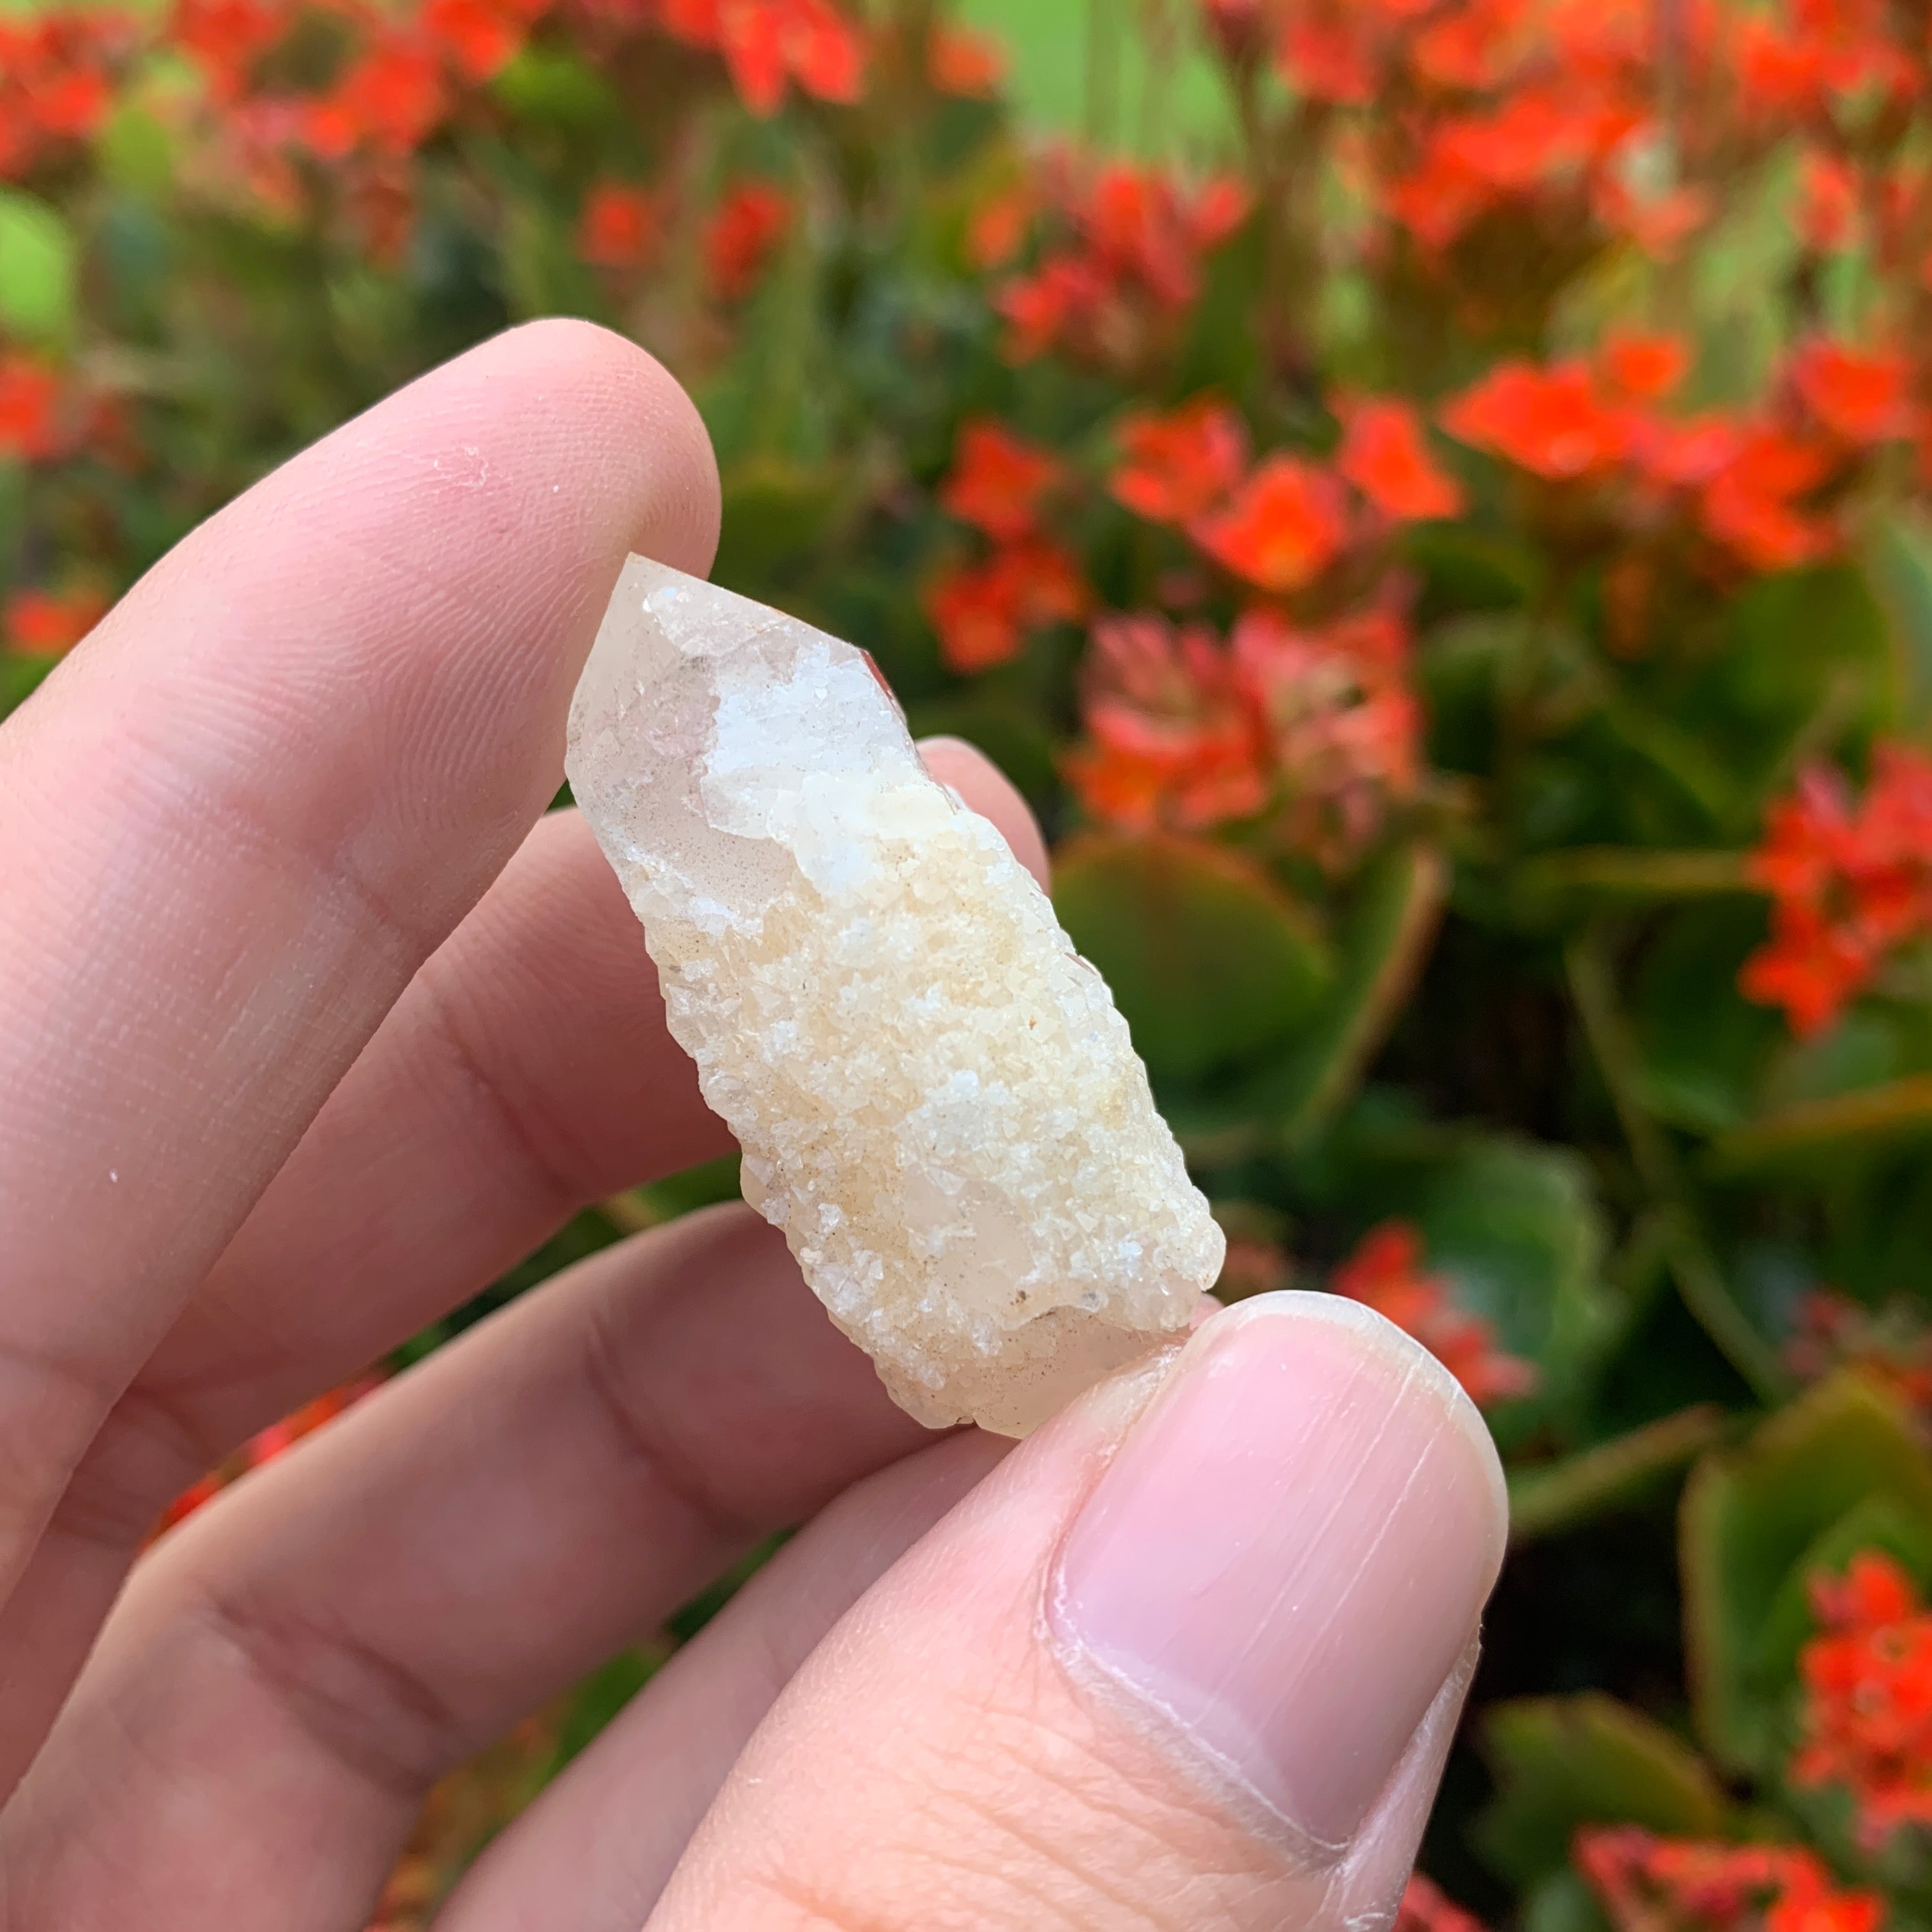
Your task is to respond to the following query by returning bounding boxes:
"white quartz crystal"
[566,557,1223,1436]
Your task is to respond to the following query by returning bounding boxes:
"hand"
[0,319,1507,1931]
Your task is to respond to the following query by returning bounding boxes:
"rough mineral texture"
[566,557,1224,1435]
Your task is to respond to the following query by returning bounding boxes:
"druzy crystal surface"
[566,558,1224,1436]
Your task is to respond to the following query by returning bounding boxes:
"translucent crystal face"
[566,556,1224,1436]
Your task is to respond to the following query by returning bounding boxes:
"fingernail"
[1050,1290,1508,1852]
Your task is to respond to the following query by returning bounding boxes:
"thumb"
[644,1290,1508,1932]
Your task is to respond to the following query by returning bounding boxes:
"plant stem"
[1508,1403,1731,1542]
[1565,929,1792,1402]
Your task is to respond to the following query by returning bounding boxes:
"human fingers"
[0,740,1043,1770]
[439,1430,1010,1932]
[643,1293,1507,1932]
[0,319,716,1679]
[0,1206,935,1930]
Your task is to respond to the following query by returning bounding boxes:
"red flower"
[965,181,1035,270]
[991,162,1248,365]
[1788,1287,1932,1420]
[1337,397,1466,521]
[0,357,62,461]
[1068,599,1424,864]
[1408,0,1529,89]
[1791,340,1914,445]
[1740,746,1932,1035]
[1739,901,1875,1037]
[1110,398,1250,526]
[0,11,126,177]
[1794,1551,1932,1848]
[1441,360,1632,480]
[1800,151,1860,253]
[995,255,1112,362]
[1396,1876,1491,1932]
[1577,1828,1883,1932]
[1601,331,1690,402]
[151,1376,385,1540]
[939,420,1063,541]
[1699,471,1836,572]
[577,181,660,270]
[1231,605,1423,868]
[660,0,864,116]
[316,35,448,156]
[925,538,1087,674]
[1280,10,1381,104]
[1191,454,1349,592]
[1698,425,1836,557]
[703,180,791,300]
[168,0,286,93]
[1332,1221,1537,1406]
[3,585,108,656]
[927,22,1004,97]
[1066,613,1269,830]
[422,0,540,82]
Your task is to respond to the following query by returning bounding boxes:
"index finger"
[0,319,718,1621]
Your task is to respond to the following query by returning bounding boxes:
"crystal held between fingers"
[566,558,1224,1436]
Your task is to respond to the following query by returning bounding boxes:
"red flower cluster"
[0,8,129,180]
[926,20,1004,98]
[1740,744,1932,1038]
[1443,334,1915,576]
[1786,1290,1932,1424]
[994,160,1250,367]
[1111,398,1250,526]
[1110,392,1461,599]
[1576,1827,1884,1932]
[3,584,109,657]
[577,181,663,271]
[1331,1220,1538,1407]
[703,180,792,301]
[1066,604,1422,868]
[0,356,66,464]
[657,0,864,117]
[1262,0,1931,272]
[1793,1551,1932,1847]
[926,421,1087,673]
[151,1376,385,1540]
[165,0,547,192]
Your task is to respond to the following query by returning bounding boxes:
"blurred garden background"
[13,0,1932,1922]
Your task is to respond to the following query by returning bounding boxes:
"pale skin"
[0,320,1509,1931]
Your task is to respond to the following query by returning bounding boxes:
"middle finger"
[1,1206,933,1931]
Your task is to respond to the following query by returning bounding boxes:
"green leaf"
[1278,840,1447,1149]
[1864,509,1932,733]
[1477,1693,1729,1886]
[0,652,57,722]
[0,190,76,345]
[710,461,847,597]
[546,1647,664,1776]
[489,45,621,128]
[1053,834,1333,1089]
[1691,564,1892,806]
[1521,1869,1615,1932]
[96,103,175,199]
[1626,901,1783,1137]
[1682,1369,1932,1772]
[1706,1073,1932,1179]
[1409,1135,1618,1425]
